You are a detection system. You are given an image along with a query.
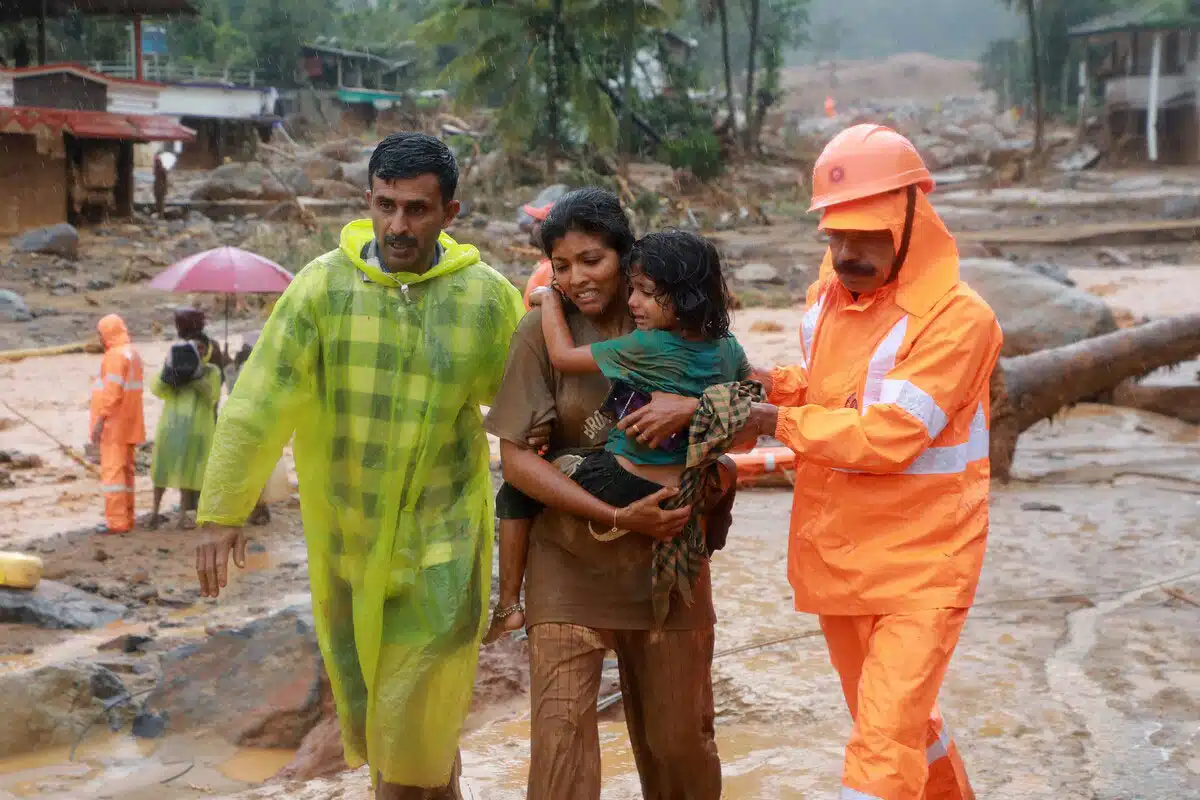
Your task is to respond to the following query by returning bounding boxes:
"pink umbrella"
[151,246,294,294]
[150,246,295,351]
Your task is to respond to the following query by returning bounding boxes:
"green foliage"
[659,130,724,179]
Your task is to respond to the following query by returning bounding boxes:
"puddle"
[0,730,297,799]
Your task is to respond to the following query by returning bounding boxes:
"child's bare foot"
[482,602,525,645]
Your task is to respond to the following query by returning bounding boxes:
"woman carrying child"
[484,188,760,800]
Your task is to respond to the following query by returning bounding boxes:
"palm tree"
[699,0,737,136]
[1005,0,1044,154]
[421,0,672,161]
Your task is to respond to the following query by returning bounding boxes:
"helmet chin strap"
[892,185,918,273]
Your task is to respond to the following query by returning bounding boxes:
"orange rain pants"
[91,314,146,533]
[821,610,974,800]
[770,186,1002,800]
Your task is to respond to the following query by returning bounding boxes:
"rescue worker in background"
[194,132,524,800]
[90,314,146,534]
[521,200,554,309]
[735,124,1003,800]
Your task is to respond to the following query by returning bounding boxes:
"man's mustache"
[834,260,876,277]
[383,234,419,248]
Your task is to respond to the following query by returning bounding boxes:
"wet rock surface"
[0,662,128,757]
[0,579,128,629]
[192,163,291,202]
[11,223,80,259]
[144,606,325,748]
[959,258,1118,355]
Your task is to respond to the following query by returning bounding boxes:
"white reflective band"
[903,403,989,476]
[764,452,776,472]
[841,788,883,800]
[873,378,949,440]
[861,315,908,409]
[104,375,142,390]
[927,723,953,764]
[101,484,134,494]
[801,298,824,365]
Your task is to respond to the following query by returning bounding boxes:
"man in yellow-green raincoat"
[194,132,524,799]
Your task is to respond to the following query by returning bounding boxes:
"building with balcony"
[1070,1,1200,164]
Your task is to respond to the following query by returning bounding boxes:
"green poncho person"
[149,360,221,490]
[196,133,524,791]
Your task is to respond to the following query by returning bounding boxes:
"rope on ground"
[593,569,1200,713]
[1,399,100,477]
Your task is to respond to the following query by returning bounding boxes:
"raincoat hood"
[817,187,959,318]
[98,314,131,350]
[339,219,480,287]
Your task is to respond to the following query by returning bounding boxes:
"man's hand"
[617,393,699,450]
[749,366,774,397]
[731,403,779,452]
[196,525,248,598]
[90,419,105,448]
[613,487,691,540]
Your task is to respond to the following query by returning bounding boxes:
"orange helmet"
[809,124,935,212]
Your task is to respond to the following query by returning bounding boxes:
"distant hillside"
[802,0,1022,62]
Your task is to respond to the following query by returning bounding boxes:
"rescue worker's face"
[367,173,460,274]
[828,228,896,295]
[549,230,623,318]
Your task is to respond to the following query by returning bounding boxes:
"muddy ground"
[1,151,1199,798]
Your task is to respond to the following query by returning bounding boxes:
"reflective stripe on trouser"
[526,623,721,800]
[100,442,136,532]
[820,609,975,800]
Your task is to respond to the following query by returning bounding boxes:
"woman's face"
[549,229,624,317]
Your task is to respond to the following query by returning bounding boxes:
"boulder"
[0,580,127,629]
[1024,261,1076,287]
[310,179,364,201]
[735,262,783,284]
[276,166,314,197]
[318,139,367,163]
[0,289,32,322]
[11,223,79,259]
[143,606,324,748]
[299,155,344,183]
[0,663,127,758]
[517,184,569,228]
[341,157,371,188]
[191,162,289,202]
[959,258,1118,356]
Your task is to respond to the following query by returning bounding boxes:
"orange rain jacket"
[90,314,146,445]
[770,188,1003,616]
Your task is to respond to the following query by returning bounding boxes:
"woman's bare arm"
[500,440,691,539]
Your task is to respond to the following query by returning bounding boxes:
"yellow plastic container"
[0,552,44,590]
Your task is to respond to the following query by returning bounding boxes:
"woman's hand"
[528,286,558,308]
[526,422,552,455]
[617,392,699,450]
[615,487,691,540]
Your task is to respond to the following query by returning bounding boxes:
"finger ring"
[632,424,640,434]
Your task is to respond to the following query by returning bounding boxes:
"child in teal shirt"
[485,229,750,642]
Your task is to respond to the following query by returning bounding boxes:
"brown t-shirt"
[485,307,715,631]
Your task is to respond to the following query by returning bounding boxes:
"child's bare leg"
[483,517,530,644]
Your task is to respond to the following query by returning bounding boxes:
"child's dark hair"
[626,230,732,339]
[540,188,635,260]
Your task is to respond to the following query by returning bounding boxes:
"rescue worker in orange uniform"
[521,200,555,310]
[737,124,1003,800]
[90,314,146,534]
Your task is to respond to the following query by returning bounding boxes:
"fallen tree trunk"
[991,313,1200,480]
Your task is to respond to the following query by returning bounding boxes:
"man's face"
[366,173,460,274]
[827,228,896,295]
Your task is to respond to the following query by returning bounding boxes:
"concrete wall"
[1105,74,1196,108]
[0,132,67,236]
[157,84,275,119]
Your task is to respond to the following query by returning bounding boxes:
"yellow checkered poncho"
[197,220,524,786]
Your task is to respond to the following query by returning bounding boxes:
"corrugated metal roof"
[1069,1,1200,37]
[0,106,195,142]
[0,1,196,23]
